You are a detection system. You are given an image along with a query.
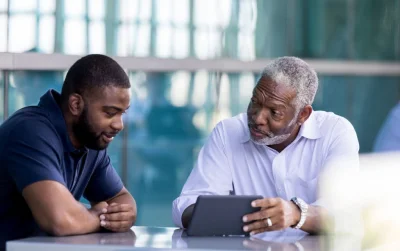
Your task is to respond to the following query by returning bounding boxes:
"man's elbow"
[42,215,77,236]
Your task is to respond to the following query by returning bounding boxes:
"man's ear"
[68,93,84,116]
[297,105,312,125]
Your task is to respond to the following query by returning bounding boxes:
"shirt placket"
[271,152,287,199]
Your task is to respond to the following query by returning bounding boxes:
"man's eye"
[272,110,282,116]
[105,112,116,117]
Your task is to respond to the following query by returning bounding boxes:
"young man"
[172,57,359,236]
[0,54,136,246]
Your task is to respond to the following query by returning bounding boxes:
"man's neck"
[269,125,301,152]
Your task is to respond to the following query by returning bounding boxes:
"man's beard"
[250,115,298,146]
[72,106,105,150]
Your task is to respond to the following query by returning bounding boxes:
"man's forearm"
[50,202,101,236]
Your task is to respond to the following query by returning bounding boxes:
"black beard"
[72,106,105,150]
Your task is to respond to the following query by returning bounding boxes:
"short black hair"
[61,54,130,104]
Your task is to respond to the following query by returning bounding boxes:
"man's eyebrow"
[102,105,130,111]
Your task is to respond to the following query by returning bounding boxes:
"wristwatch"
[290,197,308,229]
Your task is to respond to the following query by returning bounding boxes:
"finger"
[100,212,133,221]
[249,227,269,235]
[251,197,280,208]
[101,220,132,231]
[250,215,288,234]
[243,215,274,233]
[243,207,279,223]
[104,204,133,214]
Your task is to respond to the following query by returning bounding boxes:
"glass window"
[39,0,56,13]
[0,15,6,52]
[9,14,36,52]
[65,0,85,17]
[134,23,151,57]
[10,0,37,12]
[88,0,105,20]
[313,75,400,153]
[156,25,172,58]
[38,16,55,53]
[8,70,64,115]
[0,0,7,11]
[89,21,105,54]
[64,19,86,54]
[171,0,189,24]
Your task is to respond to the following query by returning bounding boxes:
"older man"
[172,57,359,235]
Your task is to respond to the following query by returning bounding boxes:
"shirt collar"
[240,110,322,144]
[38,89,77,153]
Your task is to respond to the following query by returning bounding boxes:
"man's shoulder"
[0,107,59,147]
[212,113,248,142]
[313,110,355,135]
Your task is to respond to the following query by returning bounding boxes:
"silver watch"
[291,197,308,229]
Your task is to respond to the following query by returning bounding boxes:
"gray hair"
[260,56,318,110]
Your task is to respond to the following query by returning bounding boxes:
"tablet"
[186,195,263,236]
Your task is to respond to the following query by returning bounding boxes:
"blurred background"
[0,0,399,227]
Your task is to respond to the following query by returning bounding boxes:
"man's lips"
[249,127,266,138]
[102,133,118,143]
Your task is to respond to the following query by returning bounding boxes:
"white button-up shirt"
[172,111,359,236]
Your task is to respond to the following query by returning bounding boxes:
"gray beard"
[250,115,297,146]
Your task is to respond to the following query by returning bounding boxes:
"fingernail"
[100,215,105,220]
[250,231,255,235]
[242,216,247,222]
[102,208,107,213]
[100,221,106,226]
[251,202,256,207]
[243,226,248,232]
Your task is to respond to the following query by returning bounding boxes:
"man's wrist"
[290,197,308,229]
[290,200,301,226]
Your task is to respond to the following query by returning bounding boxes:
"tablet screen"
[187,195,263,236]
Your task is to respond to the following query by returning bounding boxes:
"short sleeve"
[83,151,123,202]
[5,119,65,192]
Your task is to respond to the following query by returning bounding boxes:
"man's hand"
[242,197,300,235]
[89,201,108,217]
[99,203,136,232]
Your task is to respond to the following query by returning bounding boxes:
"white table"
[6,226,350,251]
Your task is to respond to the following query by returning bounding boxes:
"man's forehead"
[253,79,296,106]
[86,86,131,105]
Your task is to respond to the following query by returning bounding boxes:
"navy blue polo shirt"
[0,90,123,243]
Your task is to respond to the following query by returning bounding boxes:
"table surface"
[6,226,361,251]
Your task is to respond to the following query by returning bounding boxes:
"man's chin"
[86,142,109,151]
[250,136,289,146]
